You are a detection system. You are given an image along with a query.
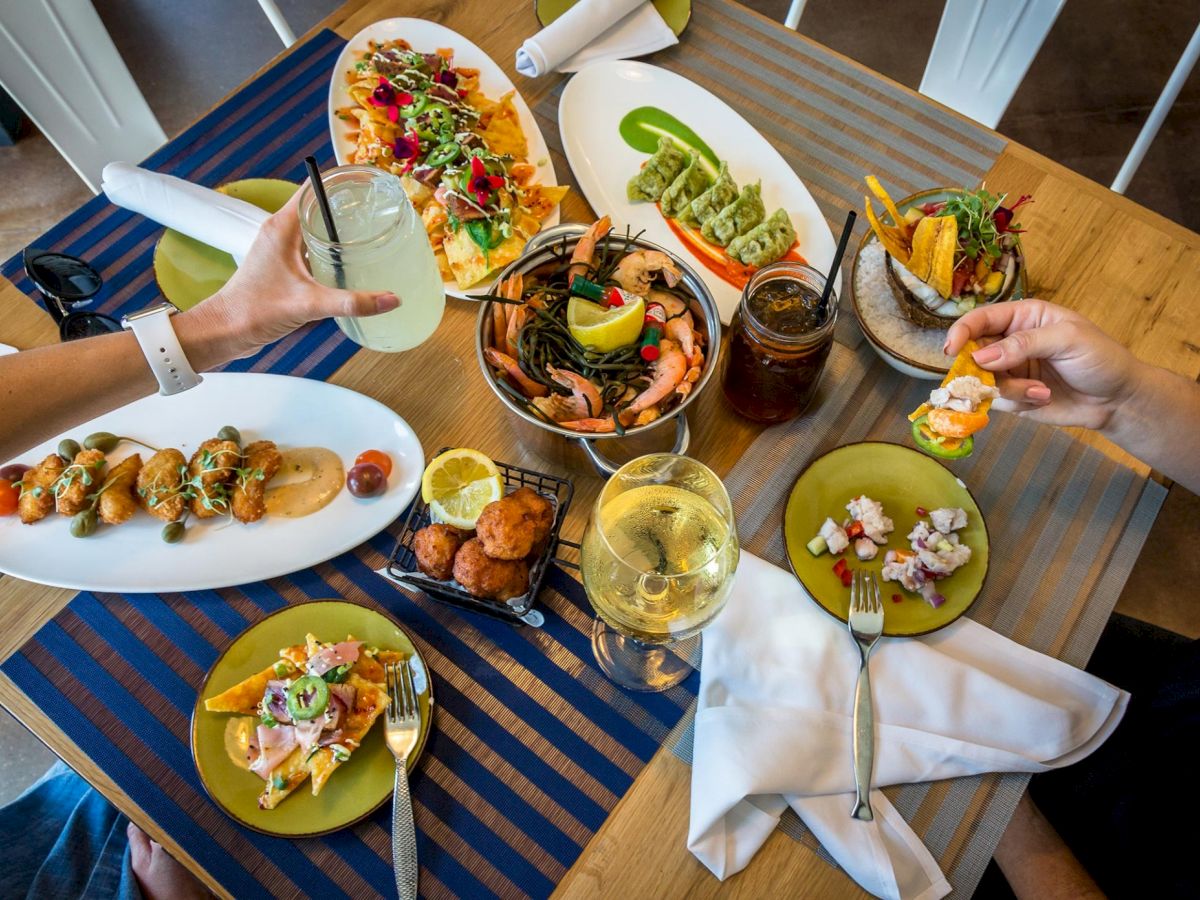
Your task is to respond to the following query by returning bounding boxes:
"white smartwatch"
[121,302,202,396]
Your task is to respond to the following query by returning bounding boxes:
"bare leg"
[994,791,1105,899]
[127,822,211,900]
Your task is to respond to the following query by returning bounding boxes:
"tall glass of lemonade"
[299,165,444,352]
[581,454,739,691]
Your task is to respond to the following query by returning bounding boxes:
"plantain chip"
[928,215,959,299]
[907,214,940,282]
[864,195,911,264]
[865,175,906,231]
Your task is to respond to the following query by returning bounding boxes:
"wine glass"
[581,454,739,692]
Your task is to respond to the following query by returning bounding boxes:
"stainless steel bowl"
[475,223,722,476]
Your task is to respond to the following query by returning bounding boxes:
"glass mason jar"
[298,165,445,353]
[721,262,839,423]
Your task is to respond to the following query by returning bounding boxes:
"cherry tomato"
[346,463,386,498]
[354,450,392,479]
[0,463,29,482]
[0,479,18,516]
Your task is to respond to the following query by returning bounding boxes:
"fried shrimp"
[55,449,107,516]
[231,440,283,524]
[18,453,65,524]
[137,448,188,522]
[98,453,143,525]
[189,439,240,519]
[476,496,538,560]
[413,524,466,580]
[452,538,530,601]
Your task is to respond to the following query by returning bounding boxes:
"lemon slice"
[567,295,645,352]
[421,448,503,529]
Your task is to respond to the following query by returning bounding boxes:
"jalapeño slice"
[911,415,974,460]
[285,675,329,721]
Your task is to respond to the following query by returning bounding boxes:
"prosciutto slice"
[294,718,324,756]
[307,641,362,676]
[249,724,296,778]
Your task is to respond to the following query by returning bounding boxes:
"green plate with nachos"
[191,599,432,837]
[783,442,989,637]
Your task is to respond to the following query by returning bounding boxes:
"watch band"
[121,303,202,396]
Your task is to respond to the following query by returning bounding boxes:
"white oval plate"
[0,373,423,593]
[328,17,560,299]
[559,60,838,322]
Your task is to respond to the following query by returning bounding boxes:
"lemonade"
[300,166,444,352]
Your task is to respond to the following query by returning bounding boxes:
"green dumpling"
[660,153,711,219]
[685,162,737,227]
[627,137,687,203]
[728,208,797,267]
[701,182,764,247]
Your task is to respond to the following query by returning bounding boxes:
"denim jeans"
[0,761,140,899]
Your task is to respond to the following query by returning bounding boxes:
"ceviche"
[337,39,568,288]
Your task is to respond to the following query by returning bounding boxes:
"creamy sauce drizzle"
[264,448,344,518]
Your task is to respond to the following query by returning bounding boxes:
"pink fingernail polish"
[376,293,400,312]
[1026,385,1052,401]
[973,345,1001,364]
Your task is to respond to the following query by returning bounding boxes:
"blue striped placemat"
[0,28,699,898]
[0,29,355,382]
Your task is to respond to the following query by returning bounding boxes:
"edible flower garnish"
[468,156,505,206]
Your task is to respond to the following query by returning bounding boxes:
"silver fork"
[848,569,884,821]
[384,660,421,900]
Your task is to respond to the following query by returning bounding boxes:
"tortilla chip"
[204,658,298,714]
[309,675,388,796]
[443,227,490,287]
[478,93,527,158]
[258,745,311,809]
[909,339,998,422]
[520,183,569,221]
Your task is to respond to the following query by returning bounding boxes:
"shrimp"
[665,316,695,361]
[627,339,687,413]
[532,367,602,421]
[569,215,612,284]
[492,301,507,350]
[558,416,617,433]
[484,347,548,398]
[647,288,689,318]
[614,251,681,295]
[495,274,527,356]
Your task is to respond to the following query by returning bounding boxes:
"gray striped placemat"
[533,0,1008,344]
[666,339,1166,896]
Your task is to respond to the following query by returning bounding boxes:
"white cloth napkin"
[100,162,269,264]
[688,553,1128,900]
[515,0,677,77]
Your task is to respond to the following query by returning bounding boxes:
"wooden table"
[1,1,1198,897]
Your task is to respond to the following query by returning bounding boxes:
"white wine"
[582,484,739,643]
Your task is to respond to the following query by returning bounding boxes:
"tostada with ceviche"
[908,340,999,459]
[204,634,401,809]
[863,176,1030,329]
[336,39,568,289]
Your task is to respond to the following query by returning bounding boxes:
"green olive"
[162,521,186,544]
[69,508,98,538]
[57,438,81,461]
[217,426,242,445]
[84,431,121,452]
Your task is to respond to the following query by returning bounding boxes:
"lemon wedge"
[421,448,503,529]
[567,295,645,352]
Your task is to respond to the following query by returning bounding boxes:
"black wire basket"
[386,450,579,626]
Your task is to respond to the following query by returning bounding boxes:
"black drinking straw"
[303,155,346,289]
[820,209,857,314]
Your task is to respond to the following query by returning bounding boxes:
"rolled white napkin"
[515,0,677,77]
[101,162,269,264]
[688,552,1128,900]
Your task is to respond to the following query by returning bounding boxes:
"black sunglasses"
[22,247,122,341]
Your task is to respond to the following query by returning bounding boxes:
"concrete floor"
[0,0,1197,801]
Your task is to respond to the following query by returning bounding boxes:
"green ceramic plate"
[191,600,432,837]
[535,0,692,36]
[783,442,989,637]
[153,178,299,312]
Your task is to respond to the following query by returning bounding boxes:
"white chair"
[784,0,1065,130]
[256,0,297,47]
[0,0,167,194]
[1111,21,1200,194]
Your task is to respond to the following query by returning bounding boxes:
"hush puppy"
[452,538,530,601]
[413,523,466,581]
